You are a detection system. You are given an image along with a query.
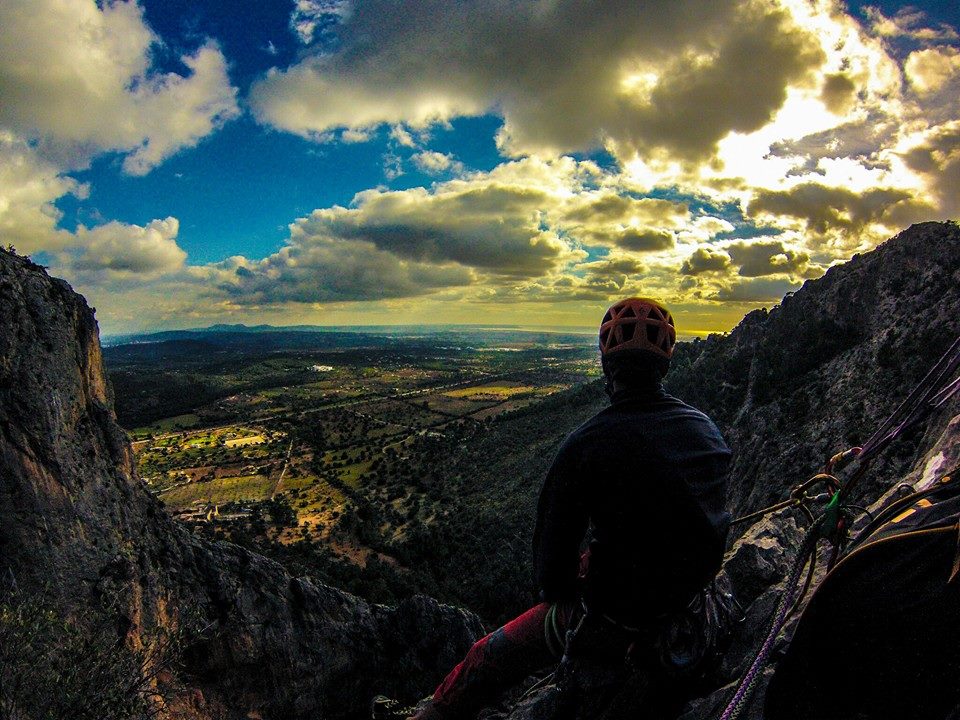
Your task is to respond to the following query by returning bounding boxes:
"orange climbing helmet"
[599,297,676,359]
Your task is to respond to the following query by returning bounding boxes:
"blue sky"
[2,1,958,334]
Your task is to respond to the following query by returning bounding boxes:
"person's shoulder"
[661,392,730,448]
[660,391,710,418]
[557,405,609,450]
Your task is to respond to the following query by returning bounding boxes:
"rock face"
[499,222,960,719]
[667,221,960,515]
[0,249,483,719]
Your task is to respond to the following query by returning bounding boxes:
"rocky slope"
[667,221,960,515]
[490,221,960,719]
[0,249,483,719]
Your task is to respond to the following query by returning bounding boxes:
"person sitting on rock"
[407,297,732,720]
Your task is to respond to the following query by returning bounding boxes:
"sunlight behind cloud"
[0,0,956,334]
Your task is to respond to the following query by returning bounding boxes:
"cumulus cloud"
[614,229,675,252]
[0,0,238,173]
[478,253,647,303]
[411,151,464,175]
[0,134,76,253]
[905,46,960,95]
[820,72,858,115]
[863,6,959,42]
[711,277,801,303]
[746,182,927,244]
[67,218,187,278]
[290,0,351,44]
[6,0,957,334]
[681,247,732,275]
[250,0,822,162]
[561,194,687,251]
[389,125,418,148]
[245,0,958,258]
[726,240,823,279]
[300,189,567,277]
[206,237,474,305]
[900,121,960,216]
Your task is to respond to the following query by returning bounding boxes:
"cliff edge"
[0,249,483,719]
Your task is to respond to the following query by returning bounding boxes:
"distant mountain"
[103,322,596,347]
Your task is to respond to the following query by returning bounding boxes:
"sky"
[1,1,959,336]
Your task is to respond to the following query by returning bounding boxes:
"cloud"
[820,72,858,115]
[746,182,926,243]
[298,187,570,277]
[562,195,687,225]
[681,247,732,275]
[0,133,76,253]
[67,218,187,278]
[389,125,418,148]
[710,277,800,302]
[614,228,675,252]
[290,0,351,44]
[206,237,474,305]
[560,193,687,251]
[411,150,464,175]
[863,6,959,42]
[900,121,960,216]
[726,240,823,279]
[250,0,823,162]
[905,47,960,95]
[0,0,239,174]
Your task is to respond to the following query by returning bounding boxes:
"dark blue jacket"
[532,384,731,623]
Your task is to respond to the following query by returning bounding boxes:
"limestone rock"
[0,248,483,719]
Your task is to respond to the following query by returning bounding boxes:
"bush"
[0,587,186,720]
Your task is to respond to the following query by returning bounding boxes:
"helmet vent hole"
[621,322,636,342]
[646,323,659,345]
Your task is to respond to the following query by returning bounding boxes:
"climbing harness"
[717,334,960,720]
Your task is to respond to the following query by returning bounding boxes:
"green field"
[130,413,200,438]
[159,474,273,508]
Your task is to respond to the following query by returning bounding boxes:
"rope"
[718,519,822,720]
[840,334,960,501]
[715,334,960,720]
[728,498,802,528]
[729,475,838,529]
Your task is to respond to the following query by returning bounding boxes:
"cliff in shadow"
[0,248,483,719]
[666,221,960,516]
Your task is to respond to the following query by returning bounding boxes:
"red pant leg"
[429,602,569,719]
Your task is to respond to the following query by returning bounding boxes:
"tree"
[266,497,297,527]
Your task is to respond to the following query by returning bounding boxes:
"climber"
[404,298,732,720]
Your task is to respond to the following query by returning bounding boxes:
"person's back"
[535,385,731,625]
[405,298,731,720]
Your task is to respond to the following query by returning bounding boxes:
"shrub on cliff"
[0,587,182,720]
